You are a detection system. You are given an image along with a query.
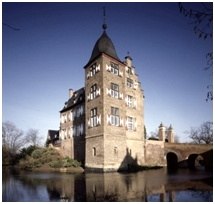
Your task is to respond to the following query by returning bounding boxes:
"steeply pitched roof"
[60,87,85,113]
[85,31,120,67]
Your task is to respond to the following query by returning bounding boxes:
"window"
[93,147,96,156]
[111,107,120,126]
[61,114,67,123]
[62,129,66,139]
[127,95,133,107]
[73,126,77,136]
[70,111,73,121]
[90,63,97,76]
[87,63,100,79]
[79,105,84,116]
[111,83,119,98]
[72,109,77,120]
[75,123,84,136]
[127,117,136,130]
[110,62,119,75]
[126,95,137,108]
[127,78,133,88]
[60,115,64,123]
[127,67,132,74]
[90,84,97,99]
[90,108,98,127]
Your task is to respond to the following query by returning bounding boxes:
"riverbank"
[6,164,162,174]
[29,165,85,173]
[4,164,84,174]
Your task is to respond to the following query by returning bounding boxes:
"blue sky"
[2,2,212,143]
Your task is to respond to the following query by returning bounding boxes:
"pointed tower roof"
[84,11,120,68]
[88,30,120,63]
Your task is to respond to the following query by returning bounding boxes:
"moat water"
[2,167,212,202]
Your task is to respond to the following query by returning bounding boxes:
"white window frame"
[110,62,119,75]
[127,78,134,88]
[127,95,133,107]
[90,108,98,127]
[90,84,97,99]
[111,83,119,98]
[90,63,97,76]
[127,116,136,131]
[111,107,120,126]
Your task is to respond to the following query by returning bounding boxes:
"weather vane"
[102,6,107,30]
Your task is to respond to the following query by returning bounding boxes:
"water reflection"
[2,167,212,202]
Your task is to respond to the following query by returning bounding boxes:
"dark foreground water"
[2,167,212,202]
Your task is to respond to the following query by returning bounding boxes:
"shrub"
[61,157,81,168]
[18,147,81,170]
[19,156,35,169]
[49,160,62,168]
[72,160,81,167]
[19,145,38,159]
[31,149,43,159]
[33,160,42,168]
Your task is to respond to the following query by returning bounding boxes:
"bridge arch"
[187,154,204,170]
[166,152,178,171]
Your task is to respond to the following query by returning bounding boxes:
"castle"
[48,20,175,172]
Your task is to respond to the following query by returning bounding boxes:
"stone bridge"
[164,143,213,170]
[144,141,213,171]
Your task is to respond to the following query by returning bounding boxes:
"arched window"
[93,147,96,156]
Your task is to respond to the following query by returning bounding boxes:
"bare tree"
[188,121,213,144]
[179,3,212,40]
[178,3,213,101]
[148,130,159,140]
[2,121,25,155]
[25,129,42,147]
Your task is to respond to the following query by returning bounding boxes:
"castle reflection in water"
[3,167,212,202]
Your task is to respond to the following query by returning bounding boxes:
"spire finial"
[102,7,107,31]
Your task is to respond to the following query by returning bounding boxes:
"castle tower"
[84,21,145,171]
[158,123,166,142]
[167,124,174,143]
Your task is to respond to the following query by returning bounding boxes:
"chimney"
[125,55,133,67]
[69,89,73,98]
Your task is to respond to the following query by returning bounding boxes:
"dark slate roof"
[85,31,120,67]
[60,87,85,113]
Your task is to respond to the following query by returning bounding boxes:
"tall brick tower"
[84,21,145,171]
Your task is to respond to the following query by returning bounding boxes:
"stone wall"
[145,140,166,166]
[61,138,73,158]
